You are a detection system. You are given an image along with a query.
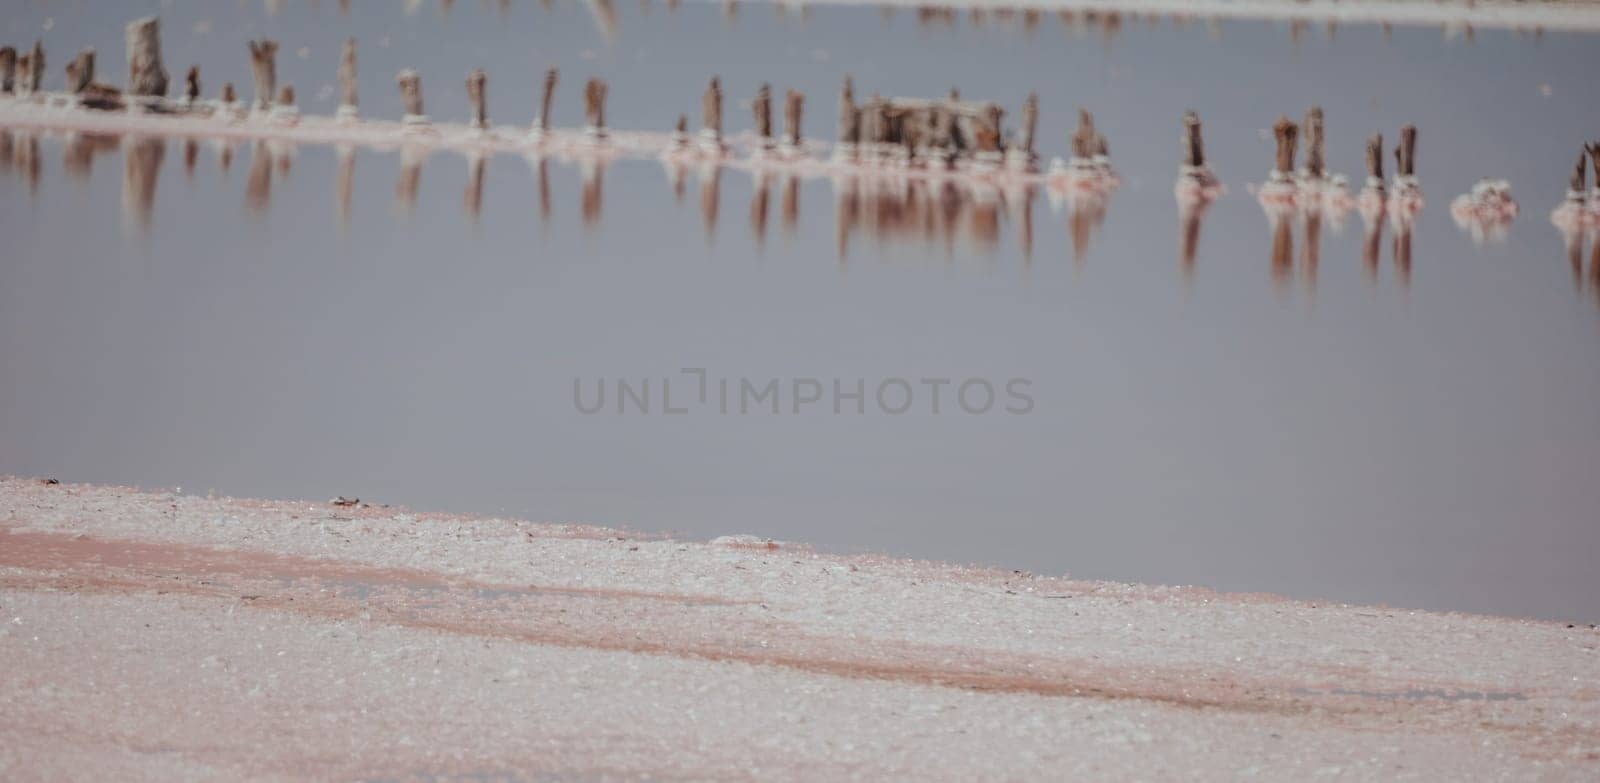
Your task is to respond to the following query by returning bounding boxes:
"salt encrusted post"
[1009,91,1038,171]
[782,89,803,151]
[582,77,606,140]
[1272,116,1297,182]
[247,39,278,110]
[1071,107,1096,162]
[752,83,773,151]
[1022,92,1038,154]
[183,66,200,105]
[65,49,95,94]
[531,67,557,139]
[126,18,167,97]
[27,40,44,95]
[1302,106,1324,180]
[337,38,358,120]
[0,47,15,94]
[700,76,724,153]
[834,75,858,160]
[1394,124,1417,182]
[672,114,689,149]
[1365,133,1385,192]
[14,52,33,97]
[397,69,428,125]
[466,68,488,130]
[1589,142,1600,198]
[1182,110,1204,169]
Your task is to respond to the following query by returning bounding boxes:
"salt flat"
[0,477,1595,780]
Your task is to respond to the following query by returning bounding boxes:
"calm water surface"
[2,1,1598,620]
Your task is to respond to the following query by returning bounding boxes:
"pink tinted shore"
[1,477,1596,780]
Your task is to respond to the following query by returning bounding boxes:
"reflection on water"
[3,3,1600,623]
[13,123,1600,301]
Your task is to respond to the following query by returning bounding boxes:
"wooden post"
[701,76,723,151]
[467,68,488,129]
[397,69,427,123]
[1272,116,1297,179]
[535,67,557,133]
[583,77,606,138]
[1302,106,1324,179]
[1020,92,1038,155]
[184,66,200,104]
[26,40,44,95]
[753,83,773,147]
[1395,124,1416,178]
[836,76,858,150]
[66,49,95,94]
[272,84,298,123]
[673,114,689,148]
[221,82,237,106]
[0,47,15,94]
[247,39,278,109]
[1587,142,1599,195]
[1570,150,1587,196]
[703,77,722,136]
[337,39,358,119]
[14,52,32,97]
[1182,110,1204,169]
[783,89,803,150]
[125,18,167,96]
[1364,133,1385,195]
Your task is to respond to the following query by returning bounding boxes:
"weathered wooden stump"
[783,89,803,151]
[700,76,724,152]
[397,69,427,124]
[247,39,278,110]
[0,47,15,94]
[532,67,557,138]
[184,66,200,104]
[1272,116,1298,182]
[753,83,773,150]
[65,49,95,94]
[337,39,358,119]
[1302,106,1324,180]
[125,18,167,97]
[583,77,607,140]
[467,68,488,129]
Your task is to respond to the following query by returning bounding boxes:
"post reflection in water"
[580,158,604,229]
[121,136,164,232]
[3,130,42,195]
[395,144,425,216]
[749,169,771,250]
[1360,200,1385,284]
[183,139,200,181]
[1267,206,1293,293]
[1391,212,1414,290]
[780,173,799,237]
[698,161,720,241]
[62,132,119,181]
[464,152,486,224]
[245,141,273,216]
[336,144,355,230]
[1299,209,1322,297]
[20,126,1600,311]
[1177,196,1213,284]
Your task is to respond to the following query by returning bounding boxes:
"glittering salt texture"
[1,477,1596,780]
